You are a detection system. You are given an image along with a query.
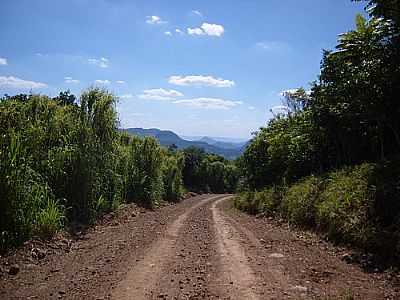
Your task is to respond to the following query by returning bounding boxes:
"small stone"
[291,285,308,292]
[341,253,353,263]
[8,264,20,275]
[268,253,284,258]
[31,248,46,260]
[50,267,61,273]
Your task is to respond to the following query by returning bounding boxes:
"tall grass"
[0,89,206,252]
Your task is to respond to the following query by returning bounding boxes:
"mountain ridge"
[122,128,247,159]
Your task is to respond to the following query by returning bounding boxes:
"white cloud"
[0,76,47,89]
[187,27,204,35]
[139,88,184,101]
[175,28,184,35]
[173,98,242,110]
[168,75,234,88]
[119,94,134,99]
[192,10,203,17]
[248,106,255,110]
[94,79,111,85]
[64,77,80,84]
[187,23,224,37]
[201,23,224,36]
[256,41,290,52]
[0,58,8,65]
[116,80,126,84]
[164,31,172,36]
[88,57,109,68]
[146,15,167,25]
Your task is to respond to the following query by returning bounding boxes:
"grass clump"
[234,186,282,216]
[282,176,322,227]
[316,164,376,246]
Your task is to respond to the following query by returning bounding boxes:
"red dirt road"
[1,194,399,299]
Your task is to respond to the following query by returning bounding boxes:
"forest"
[236,0,400,264]
[0,90,238,252]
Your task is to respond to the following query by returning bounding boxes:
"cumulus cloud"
[0,58,7,65]
[168,75,234,88]
[138,88,184,101]
[64,77,80,84]
[164,31,172,36]
[201,23,224,36]
[175,28,184,35]
[94,79,111,85]
[0,76,47,89]
[146,15,167,25]
[192,10,203,17]
[187,27,204,35]
[187,23,224,37]
[116,80,126,84]
[88,57,109,68]
[173,98,242,110]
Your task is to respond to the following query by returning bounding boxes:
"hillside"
[123,128,246,159]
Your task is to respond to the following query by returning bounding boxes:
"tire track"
[211,197,261,300]
[111,194,225,300]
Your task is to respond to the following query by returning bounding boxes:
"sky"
[0,0,366,138]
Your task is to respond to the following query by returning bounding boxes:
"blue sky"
[0,0,366,138]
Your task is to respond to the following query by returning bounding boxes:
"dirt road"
[1,194,398,299]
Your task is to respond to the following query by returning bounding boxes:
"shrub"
[316,164,376,246]
[35,198,64,239]
[234,186,282,216]
[126,136,164,207]
[281,176,322,226]
[162,151,184,202]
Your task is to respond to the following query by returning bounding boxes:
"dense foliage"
[182,146,239,193]
[0,89,237,252]
[237,1,400,263]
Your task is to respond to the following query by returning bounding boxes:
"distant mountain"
[182,135,248,144]
[198,136,218,145]
[196,136,246,150]
[123,128,247,159]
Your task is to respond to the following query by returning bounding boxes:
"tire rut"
[210,197,261,300]
[111,195,225,300]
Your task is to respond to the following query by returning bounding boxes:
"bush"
[234,186,282,216]
[126,136,164,208]
[162,151,184,202]
[316,164,376,246]
[282,176,322,226]
[35,198,64,239]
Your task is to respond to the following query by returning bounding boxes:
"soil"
[1,194,399,299]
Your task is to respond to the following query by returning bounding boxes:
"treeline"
[0,89,237,252]
[236,0,400,263]
[182,146,238,194]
